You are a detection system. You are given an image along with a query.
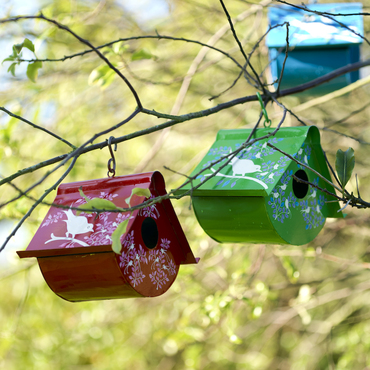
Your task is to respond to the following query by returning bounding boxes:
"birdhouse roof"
[18,172,197,264]
[266,3,363,48]
[175,126,339,204]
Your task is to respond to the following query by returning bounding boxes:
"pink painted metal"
[17,172,198,302]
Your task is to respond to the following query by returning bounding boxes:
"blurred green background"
[2,0,370,369]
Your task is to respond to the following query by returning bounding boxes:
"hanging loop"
[107,136,117,178]
[256,92,272,128]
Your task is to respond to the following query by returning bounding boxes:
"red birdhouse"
[17,172,198,302]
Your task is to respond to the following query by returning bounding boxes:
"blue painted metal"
[266,3,363,95]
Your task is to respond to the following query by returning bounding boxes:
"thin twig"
[219,0,264,91]
[276,23,289,94]
[14,34,246,72]
[326,101,370,128]
[0,157,78,253]
[322,151,342,189]
[0,107,76,149]
[268,143,344,194]
[1,14,142,109]
[292,175,340,201]
[0,108,141,252]
[275,0,370,46]
[209,70,243,101]
[1,53,368,189]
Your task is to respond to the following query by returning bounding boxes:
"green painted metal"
[193,196,286,244]
[175,126,342,245]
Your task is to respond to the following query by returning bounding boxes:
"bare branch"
[219,0,265,91]
[276,23,289,94]
[0,107,76,149]
[15,34,246,72]
[0,14,143,109]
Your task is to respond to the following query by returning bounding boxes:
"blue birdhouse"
[266,3,363,95]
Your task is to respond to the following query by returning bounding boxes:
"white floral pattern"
[42,212,64,227]
[119,232,177,290]
[44,192,120,248]
[42,188,178,291]
[139,195,160,219]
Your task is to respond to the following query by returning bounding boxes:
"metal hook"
[107,136,117,177]
[256,92,272,128]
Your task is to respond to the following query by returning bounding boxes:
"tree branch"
[219,0,264,91]
[0,107,76,149]
[0,14,143,109]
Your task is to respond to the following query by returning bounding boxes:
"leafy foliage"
[335,147,355,189]
[2,38,42,82]
[111,218,129,254]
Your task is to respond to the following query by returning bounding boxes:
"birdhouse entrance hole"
[141,217,158,249]
[293,169,309,199]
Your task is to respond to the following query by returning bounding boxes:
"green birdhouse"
[175,126,343,246]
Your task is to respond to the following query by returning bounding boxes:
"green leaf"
[112,42,128,54]
[125,187,151,207]
[78,187,90,203]
[131,48,154,61]
[88,64,116,89]
[13,43,23,54]
[7,63,17,77]
[76,198,124,215]
[26,61,42,82]
[23,38,35,52]
[2,56,16,64]
[10,47,18,58]
[335,148,355,188]
[14,38,35,54]
[111,218,130,254]
[3,47,19,69]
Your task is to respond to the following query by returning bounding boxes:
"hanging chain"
[107,136,117,177]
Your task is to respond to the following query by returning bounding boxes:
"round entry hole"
[293,169,309,199]
[141,217,158,249]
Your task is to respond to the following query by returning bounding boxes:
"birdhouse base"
[38,251,146,302]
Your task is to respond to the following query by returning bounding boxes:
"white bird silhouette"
[285,199,292,218]
[229,154,261,176]
[301,207,310,215]
[279,184,287,191]
[308,189,317,199]
[63,209,94,239]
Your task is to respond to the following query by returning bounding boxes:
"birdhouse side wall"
[192,196,286,244]
[116,202,181,297]
[269,46,358,95]
[265,138,333,245]
[38,252,142,302]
